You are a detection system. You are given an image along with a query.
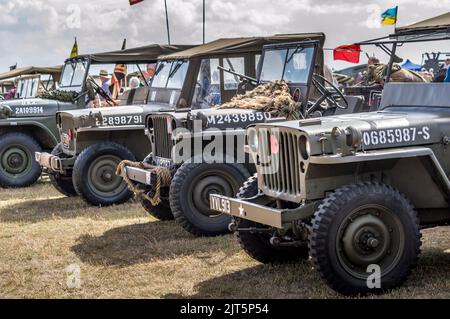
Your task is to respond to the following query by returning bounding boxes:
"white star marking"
[238,204,245,217]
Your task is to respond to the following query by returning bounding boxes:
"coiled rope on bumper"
[116,160,172,206]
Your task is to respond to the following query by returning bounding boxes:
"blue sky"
[0,0,449,71]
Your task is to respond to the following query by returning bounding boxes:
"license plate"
[154,157,172,168]
[62,133,70,148]
[209,196,231,214]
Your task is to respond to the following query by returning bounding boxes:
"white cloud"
[0,0,448,71]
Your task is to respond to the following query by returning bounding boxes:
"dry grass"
[0,178,449,299]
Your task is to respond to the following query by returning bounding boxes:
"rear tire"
[170,161,250,236]
[48,143,77,197]
[73,142,135,206]
[309,182,421,295]
[0,132,42,188]
[236,175,310,263]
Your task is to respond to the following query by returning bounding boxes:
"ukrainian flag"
[381,6,398,25]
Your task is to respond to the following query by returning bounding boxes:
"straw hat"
[99,70,110,78]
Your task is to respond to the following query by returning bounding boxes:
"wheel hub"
[1,146,30,175]
[192,175,233,216]
[88,155,125,196]
[101,170,114,182]
[342,213,390,267]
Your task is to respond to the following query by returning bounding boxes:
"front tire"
[72,142,135,206]
[141,189,174,221]
[48,143,77,197]
[236,175,310,263]
[170,161,250,236]
[309,182,421,295]
[0,132,42,188]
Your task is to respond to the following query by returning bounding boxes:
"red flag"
[333,44,361,63]
[129,0,144,5]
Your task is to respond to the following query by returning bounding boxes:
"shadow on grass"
[0,196,140,224]
[164,247,450,299]
[0,197,92,223]
[163,262,335,299]
[71,221,239,267]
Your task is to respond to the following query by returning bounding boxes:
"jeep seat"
[334,95,365,115]
[130,87,149,105]
[380,83,450,109]
[117,89,134,106]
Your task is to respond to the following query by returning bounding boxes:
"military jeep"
[122,33,370,236]
[0,66,63,187]
[209,17,450,294]
[35,44,192,205]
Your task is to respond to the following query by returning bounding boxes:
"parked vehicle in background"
[35,44,192,202]
[0,66,62,187]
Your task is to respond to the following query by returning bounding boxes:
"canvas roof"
[160,33,326,60]
[68,44,196,64]
[0,66,62,82]
[396,12,450,34]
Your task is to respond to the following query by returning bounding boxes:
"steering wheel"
[308,74,348,115]
[87,77,117,106]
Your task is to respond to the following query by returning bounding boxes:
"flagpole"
[394,6,398,32]
[203,0,206,44]
[164,0,171,45]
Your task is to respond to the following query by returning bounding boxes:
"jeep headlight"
[247,128,259,152]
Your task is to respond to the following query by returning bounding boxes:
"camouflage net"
[216,80,301,120]
[116,160,172,206]
[367,64,429,85]
[38,89,79,103]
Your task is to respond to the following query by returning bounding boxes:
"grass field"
[0,178,449,299]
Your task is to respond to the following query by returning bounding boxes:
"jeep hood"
[0,98,68,118]
[58,103,174,119]
[258,107,447,154]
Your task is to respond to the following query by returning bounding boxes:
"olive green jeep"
[0,66,63,187]
[209,21,450,294]
[35,44,192,204]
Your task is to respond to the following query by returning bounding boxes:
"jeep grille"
[151,115,174,159]
[258,127,306,202]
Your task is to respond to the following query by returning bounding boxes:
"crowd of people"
[90,63,155,108]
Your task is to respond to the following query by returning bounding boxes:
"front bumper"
[35,152,75,174]
[122,157,174,188]
[209,194,317,229]
[124,166,152,185]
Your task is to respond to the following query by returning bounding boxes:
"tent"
[401,59,422,71]
[0,66,63,82]
[396,12,450,35]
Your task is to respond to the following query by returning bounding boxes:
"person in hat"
[99,69,112,100]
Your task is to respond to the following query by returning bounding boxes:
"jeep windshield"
[147,60,189,106]
[259,46,314,84]
[59,60,88,92]
[16,76,41,98]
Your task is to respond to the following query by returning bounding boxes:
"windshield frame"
[257,41,319,85]
[150,59,190,90]
[59,58,90,92]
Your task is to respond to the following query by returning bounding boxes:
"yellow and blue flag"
[381,6,398,25]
